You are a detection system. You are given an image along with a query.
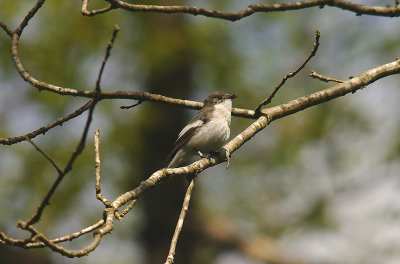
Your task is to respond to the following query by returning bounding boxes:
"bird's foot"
[197,150,212,160]
[197,149,231,169]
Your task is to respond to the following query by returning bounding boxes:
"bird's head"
[203,91,237,107]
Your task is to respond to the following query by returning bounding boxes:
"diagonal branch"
[165,179,196,264]
[96,25,120,92]
[25,136,62,174]
[0,219,105,248]
[15,0,46,35]
[0,21,13,37]
[0,100,92,145]
[94,130,111,207]
[255,30,320,114]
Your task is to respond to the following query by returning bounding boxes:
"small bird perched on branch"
[166,91,237,168]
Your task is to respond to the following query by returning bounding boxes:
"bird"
[166,91,237,168]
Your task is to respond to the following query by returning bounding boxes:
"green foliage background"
[1,1,400,263]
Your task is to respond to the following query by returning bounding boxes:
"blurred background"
[1,0,400,263]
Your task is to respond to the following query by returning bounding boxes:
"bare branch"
[94,130,111,207]
[310,70,344,83]
[255,30,320,113]
[108,59,400,212]
[0,100,92,145]
[17,219,105,248]
[15,0,46,35]
[19,222,104,257]
[96,25,120,92]
[79,0,400,20]
[165,179,195,264]
[0,21,13,37]
[120,100,143,109]
[25,136,62,174]
[81,0,115,16]
[115,199,137,220]
[29,220,104,248]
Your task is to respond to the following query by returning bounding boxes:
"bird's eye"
[217,96,223,100]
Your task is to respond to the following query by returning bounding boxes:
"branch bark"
[79,0,400,20]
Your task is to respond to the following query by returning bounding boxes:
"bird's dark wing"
[165,125,201,167]
[165,106,212,167]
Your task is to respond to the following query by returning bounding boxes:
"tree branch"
[94,130,111,207]
[78,0,400,20]
[81,0,115,16]
[0,100,92,145]
[255,30,320,114]
[0,20,13,37]
[25,136,62,174]
[165,179,195,264]
[15,0,45,35]
[95,25,120,92]
[310,70,344,83]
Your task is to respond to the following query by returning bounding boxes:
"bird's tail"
[166,148,187,168]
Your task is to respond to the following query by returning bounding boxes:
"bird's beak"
[228,94,237,99]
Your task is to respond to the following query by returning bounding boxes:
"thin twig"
[255,30,320,114]
[25,219,105,248]
[0,21,13,37]
[94,130,111,207]
[120,100,142,109]
[165,179,195,264]
[114,59,400,209]
[82,0,400,20]
[25,136,62,174]
[115,199,137,220]
[96,25,120,92]
[310,70,344,83]
[19,222,104,257]
[0,100,92,145]
[81,0,115,16]
[93,26,122,206]
[15,0,46,35]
